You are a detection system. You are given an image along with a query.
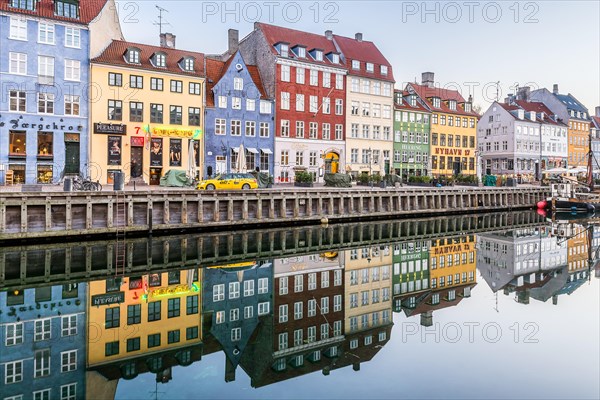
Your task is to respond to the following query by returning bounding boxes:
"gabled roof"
[0,0,108,25]
[408,83,479,117]
[497,101,567,127]
[255,22,345,69]
[554,93,589,115]
[393,90,429,113]
[205,53,268,107]
[591,116,600,130]
[332,34,394,82]
[92,40,205,77]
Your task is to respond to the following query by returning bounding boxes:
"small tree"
[294,171,313,183]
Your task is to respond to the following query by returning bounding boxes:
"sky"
[115,0,600,114]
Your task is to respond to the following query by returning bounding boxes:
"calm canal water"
[1,214,599,400]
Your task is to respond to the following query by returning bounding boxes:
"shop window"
[37,132,53,157]
[9,131,26,156]
[9,164,25,183]
[37,165,53,184]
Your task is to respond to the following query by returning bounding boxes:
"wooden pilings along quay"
[0,187,548,243]
[0,210,546,289]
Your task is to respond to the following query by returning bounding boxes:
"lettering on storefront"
[135,126,196,138]
[432,243,471,255]
[91,292,125,306]
[147,284,198,299]
[94,123,127,135]
[434,148,471,156]
[1,119,83,131]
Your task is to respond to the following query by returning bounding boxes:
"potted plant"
[294,171,314,187]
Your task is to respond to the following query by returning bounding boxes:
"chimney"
[355,32,363,42]
[468,94,473,103]
[225,358,236,383]
[254,21,260,30]
[159,32,176,49]
[596,106,600,117]
[516,86,530,101]
[352,363,361,371]
[228,29,239,54]
[553,84,559,95]
[422,72,435,88]
[325,30,333,40]
[420,310,433,327]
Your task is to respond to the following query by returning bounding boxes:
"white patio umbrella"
[187,140,198,181]
[566,166,587,174]
[237,143,245,172]
[544,167,567,174]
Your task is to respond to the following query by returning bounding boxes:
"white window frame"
[213,284,225,301]
[279,277,288,295]
[233,77,243,90]
[244,305,254,319]
[258,301,269,315]
[281,92,290,110]
[65,27,81,48]
[61,315,77,336]
[246,99,256,111]
[229,282,240,299]
[38,22,55,45]
[296,67,305,84]
[9,17,27,40]
[281,65,290,82]
[9,52,27,75]
[279,304,288,323]
[61,350,77,372]
[5,360,23,384]
[5,322,24,346]
[34,349,51,378]
[243,280,255,297]
[35,318,52,341]
[64,59,80,82]
[258,277,268,294]
[60,383,77,400]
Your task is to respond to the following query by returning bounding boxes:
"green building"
[393,90,432,180]
[392,240,431,312]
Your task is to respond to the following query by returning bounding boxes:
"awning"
[247,147,258,154]
[231,147,239,153]
[261,148,273,154]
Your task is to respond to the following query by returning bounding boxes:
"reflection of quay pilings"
[0,187,548,242]
[0,211,544,289]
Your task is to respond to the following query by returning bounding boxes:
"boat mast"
[587,133,594,190]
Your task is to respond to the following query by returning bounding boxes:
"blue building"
[0,0,122,184]
[202,261,273,382]
[204,49,275,177]
[0,283,87,399]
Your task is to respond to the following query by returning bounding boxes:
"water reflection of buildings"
[86,269,202,398]
[0,284,87,400]
[393,236,477,325]
[476,224,591,305]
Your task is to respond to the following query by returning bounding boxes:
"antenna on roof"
[495,81,500,102]
[153,5,170,37]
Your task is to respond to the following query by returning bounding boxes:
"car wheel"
[242,184,250,190]
[206,184,215,190]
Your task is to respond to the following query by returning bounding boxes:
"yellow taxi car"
[197,173,259,190]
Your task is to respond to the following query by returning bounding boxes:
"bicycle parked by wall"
[73,174,102,191]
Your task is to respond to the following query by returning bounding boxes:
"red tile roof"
[409,83,479,117]
[0,0,108,25]
[205,56,268,108]
[332,34,394,83]
[92,40,205,77]
[393,90,429,112]
[255,22,345,69]
[591,116,600,130]
[498,101,566,126]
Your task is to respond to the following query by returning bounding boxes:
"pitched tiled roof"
[409,83,479,117]
[0,0,108,25]
[591,116,600,130]
[498,101,566,126]
[205,55,268,108]
[393,90,429,112]
[255,22,345,69]
[555,93,589,115]
[332,34,394,82]
[92,40,205,77]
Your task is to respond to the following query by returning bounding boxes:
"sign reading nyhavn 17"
[94,123,126,135]
[91,292,125,306]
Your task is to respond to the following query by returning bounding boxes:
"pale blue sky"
[116,1,600,113]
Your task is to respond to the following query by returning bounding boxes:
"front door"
[131,147,143,178]
[65,141,80,175]
[216,156,227,175]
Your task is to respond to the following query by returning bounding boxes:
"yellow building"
[90,38,205,185]
[429,235,477,292]
[344,246,393,333]
[86,269,202,368]
[568,119,591,167]
[408,73,478,178]
[567,225,589,272]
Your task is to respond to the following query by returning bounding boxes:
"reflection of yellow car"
[197,173,258,190]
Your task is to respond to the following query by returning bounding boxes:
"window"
[260,122,270,137]
[321,323,329,340]
[129,102,143,122]
[260,100,272,114]
[280,120,289,137]
[56,0,79,18]
[294,329,303,347]
[246,99,255,111]
[189,82,201,95]
[352,60,360,69]
[296,67,305,84]
[335,124,343,140]
[34,389,51,400]
[258,302,269,315]
[296,94,305,112]
[309,151,317,167]
[294,301,303,319]
[9,52,27,75]
[335,99,343,115]
[281,92,290,110]
[5,360,23,384]
[148,333,161,348]
[189,107,201,126]
[34,318,52,340]
[64,95,80,116]
[168,298,180,318]
[148,301,161,321]
[9,90,26,112]
[244,280,255,297]
[170,80,183,93]
[321,297,329,314]
[5,323,24,346]
[334,269,342,286]
[278,333,288,350]
[34,349,51,377]
[183,58,194,71]
[308,326,316,343]
[231,328,241,342]
[334,294,342,312]
[310,96,318,113]
[308,273,317,290]
[170,106,182,125]
[229,281,240,299]
[310,69,318,86]
[279,277,288,294]
[38,22,55,44]
[60,383,77,400]
[362,80,371,94]
[336,74,344,90]
[109,72,122,87]
[37,92,55,114]
[150,104,163,123]
[126,337,140,352]
[381,65,388,75]
[258,277,268,294]
[244,305,254,319]
[323,98,331,114]
[308,299,316,317]
[187,326,199,340]
[154,52,166,67]
[281,65,290,82]
[168,329,180,344]
[108,100,122,120]
[10,17,27,40]
[323,72,331,88]
[233,77,243,90]
[366,62,374,72]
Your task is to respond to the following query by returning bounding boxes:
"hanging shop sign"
[94,123,126,135]
[92,291,125,306]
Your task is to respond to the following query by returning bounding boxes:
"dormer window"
[295,46,306,58]
[583,113,587,119]
[314,50,323,61]
[126,48,140,64]
[465,102,472,113]
[381,65,388,75]
[394,92,402,104]
[153,52,166,68]
[432,97,441,108]
[55,0,79,18]
[280,43,289,57]
[11,0,35,11]
[449,100,456,111]
[410,95,417,107]
[331,53,339,64]
[366,63,374,73]
[352,60,360,70]
[181,57,194,72]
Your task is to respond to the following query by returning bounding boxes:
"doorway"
[65,141,80,175]
[131,147,143,178]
